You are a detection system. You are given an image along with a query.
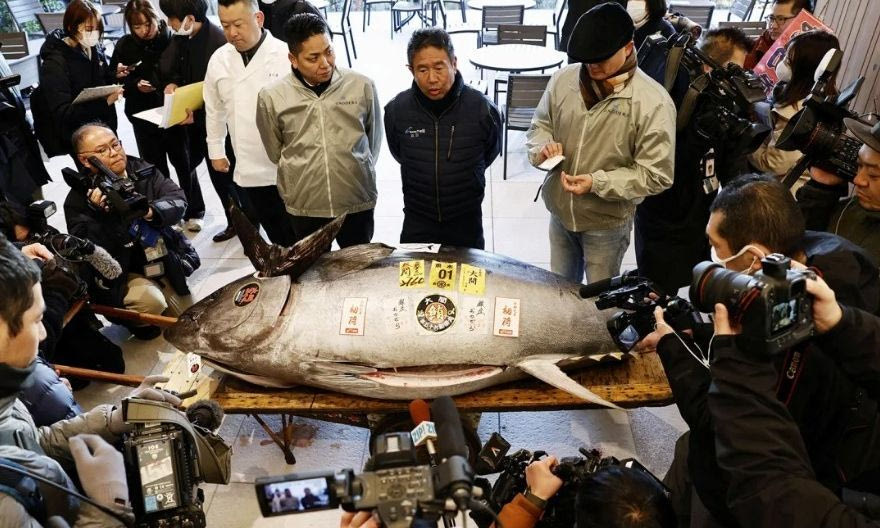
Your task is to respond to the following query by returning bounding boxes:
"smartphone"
[254,471,339,517]
[127,60,143,71]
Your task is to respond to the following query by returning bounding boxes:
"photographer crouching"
[64,123,199,340]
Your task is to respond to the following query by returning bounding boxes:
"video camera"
[62,157,150,222]
[590,254,815,355]
[638,31,771,159]
[469,433,666,528]
[254,397,480,528]
[121,398,232,528]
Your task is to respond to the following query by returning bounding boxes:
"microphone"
[578,269,640,299]
[48,234,122,280]
[186,399,225,432]
[82,242,123,280]
[409,399,439,467]
[431,396,473,511]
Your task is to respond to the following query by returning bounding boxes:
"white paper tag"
[186,352,201,379]
[459,297,490,334]
[493,297,521,338]
[340,297,368,336]
[394,242,442,254]
[382,296,412,335]
[538,155,565,171]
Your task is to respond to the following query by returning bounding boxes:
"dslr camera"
[777,49,865,186]
[62,156,150,222]
[121,398,232,528]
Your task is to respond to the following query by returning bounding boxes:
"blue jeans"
[549,214,632,283]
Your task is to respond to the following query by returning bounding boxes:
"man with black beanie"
[526,1,675,284]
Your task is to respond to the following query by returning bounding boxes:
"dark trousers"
[289,208,374,249]
[131,117,205,220]
[401,211,485,250]
[238,184,298,246]
[187,115,239,224]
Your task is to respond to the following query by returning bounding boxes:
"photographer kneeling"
[64,123,199,340]
[708,275,880,526]
[0,234,181,527]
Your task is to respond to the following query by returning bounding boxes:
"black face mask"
[0,360,37,399]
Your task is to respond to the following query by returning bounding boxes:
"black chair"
[545,0,566,50]
[727,0,758,21]
[718,20,766,40]
[501,74,550,180]
[497,24,547,46]
[329,0,357,66]
[0,32,29,60]
[391,0,429,36]
[441,0,468,23]
[479,5,523,47]
[668,3,714,28]
[363,0,395,35]
[434,0,481,40]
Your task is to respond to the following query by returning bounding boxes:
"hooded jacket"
[109,21,173,117]
[37,30,118,151]
[256,67,383,217]
[526,65,675,231]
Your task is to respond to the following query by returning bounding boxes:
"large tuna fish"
[165,208,625,407]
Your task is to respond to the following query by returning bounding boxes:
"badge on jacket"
[701,148,719,195]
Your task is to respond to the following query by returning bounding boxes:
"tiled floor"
[39,10,691,526]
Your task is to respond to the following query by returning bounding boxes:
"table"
[469,43,565,73]
[467,0,536,9]
[211,353,672,463]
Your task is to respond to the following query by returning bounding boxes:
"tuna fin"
[229,203,346,278]
[517,358,622,410]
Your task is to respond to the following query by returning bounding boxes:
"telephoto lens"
[689,261,757,314]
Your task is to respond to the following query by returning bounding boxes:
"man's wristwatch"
[523,488,548,510]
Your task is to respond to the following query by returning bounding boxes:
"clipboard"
[133,81,205,128]
[72,84,122,105]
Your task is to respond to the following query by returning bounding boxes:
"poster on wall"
[753,10,834,95]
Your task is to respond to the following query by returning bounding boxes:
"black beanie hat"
[567,2,635,64]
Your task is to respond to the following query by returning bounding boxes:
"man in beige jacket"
[527,2,675,284]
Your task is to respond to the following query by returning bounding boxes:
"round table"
[467,0,537,9]
[468,43,565,73]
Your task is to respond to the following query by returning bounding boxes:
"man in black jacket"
[159,0,239,242]
[64,124,198,340]
[385,29,502,249]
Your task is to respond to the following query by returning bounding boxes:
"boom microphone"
[48,234,122,280]
[185,399,225,432]
[579,269,642,299]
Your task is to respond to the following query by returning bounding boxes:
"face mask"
[174,16,194,37]
[262,0,277,4]
[775,59,792,83]
[710,244,766,274]
[627,1,649,26]
[79,30,100,48]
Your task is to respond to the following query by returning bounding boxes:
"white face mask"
[710,244,766,274]
[79,30,100,48]
[173,16,194,37]
[627,1,649,26]
[262,0,277,4]
[775,59,792,83]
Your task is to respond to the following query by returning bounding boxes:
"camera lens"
[689,261,756,313]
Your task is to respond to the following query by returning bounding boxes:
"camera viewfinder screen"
[770,299,798,333]
[263,477,332,514]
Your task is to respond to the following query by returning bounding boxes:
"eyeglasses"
[81,140,123,157]
[765,14,796,25]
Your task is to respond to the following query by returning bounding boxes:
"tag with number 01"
[429,261,457,291]
[459,264,486,295]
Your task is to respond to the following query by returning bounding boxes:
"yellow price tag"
[398,260,426,289]
[429,261,457,291]
[459,264,486,295]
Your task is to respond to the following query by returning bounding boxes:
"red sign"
[753,10,834,95]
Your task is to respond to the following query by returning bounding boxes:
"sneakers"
[185,218,204,232]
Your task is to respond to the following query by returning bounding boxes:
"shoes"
[185,218,204,232]
[130,325,162,340]
[212,225,236,242]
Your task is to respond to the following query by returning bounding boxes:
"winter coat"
[109,21,173,117]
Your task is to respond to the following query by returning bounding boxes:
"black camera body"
[24,200,57,241]
[777,49,865,184]
[62,157,150,222]
[690,254,815,354]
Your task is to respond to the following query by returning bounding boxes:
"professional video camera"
[469,433,666,528]
[777,49,866,187]
[254,397,483,528]
[62,156,150,222]
[638,31,771,159]
[121,398,232,528]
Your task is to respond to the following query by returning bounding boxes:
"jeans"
[548,214,632,283]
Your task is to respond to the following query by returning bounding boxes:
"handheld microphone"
[409,399,439,467]
[431,396,473,511]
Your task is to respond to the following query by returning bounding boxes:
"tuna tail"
[229,203,346,278]
[516,358,622,410]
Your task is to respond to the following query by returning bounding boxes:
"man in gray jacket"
[526,2,675,284]
[256,13,382,247]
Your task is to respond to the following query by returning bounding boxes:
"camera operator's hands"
[561,172,593,195]
[70,434,130,510]
[809,166,847,187]
[109,375,183,434]
[634,306,676,354]
[21,243,54,261]
[340,511,381,528]
[526,456,563,501]
[712,304,741,336]
[805,276,843,334]
[88,188,110,213]
[539,142,563,163]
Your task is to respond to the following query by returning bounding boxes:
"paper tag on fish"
[186,352,201,379]
[493,297,521,338]
[395,242,441,254]
[429,261,457,291]
[459,297,489,334]
[382,296,412,334]
[398,260,426,289]
[458,264,486,295]
[340,297,368,336]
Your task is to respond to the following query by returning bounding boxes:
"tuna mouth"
[360,364,504,388]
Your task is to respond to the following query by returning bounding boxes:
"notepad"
[133,81,204,128]
[72,84,122,105]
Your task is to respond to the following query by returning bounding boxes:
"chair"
[726,0,757,21]
[441,0,468,23]
[497,24,547,46]
[545,0,566,50]
[36,12,64,34]
[7,0,53,36]
[363,0,395,36]
[391,0,429,36]
[329,0,356,66]
[479,5,523,47]
[668,4,714,29]
[0,32,29,60]
[97,0,127,43]
[501,74,550,180]
[718,20,766,40]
